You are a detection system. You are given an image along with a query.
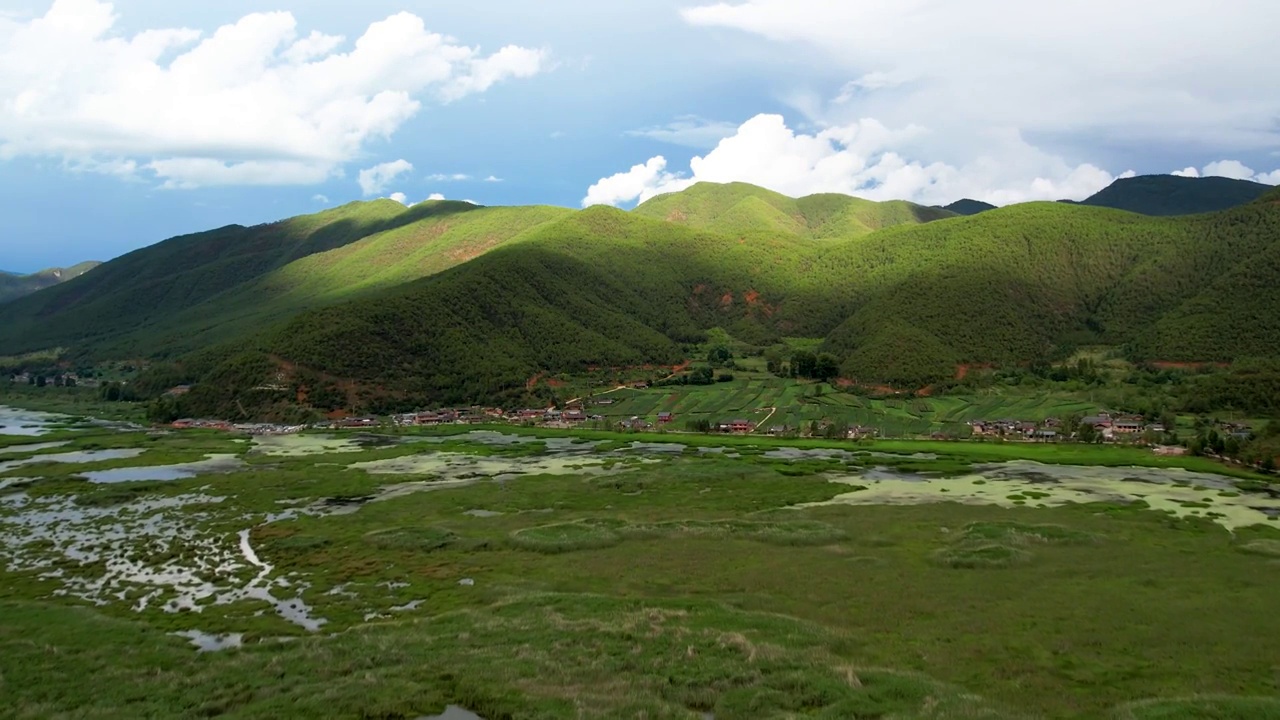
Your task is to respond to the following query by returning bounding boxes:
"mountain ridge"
[3,179,1279,417]
[0,261,102,305]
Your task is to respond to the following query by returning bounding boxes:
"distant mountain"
[1073,174,1272,216]
[938,199,997,216]
[0,262,101,305]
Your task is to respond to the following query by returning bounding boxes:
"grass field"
[589,377,1100,436]
[3,417,1280,718]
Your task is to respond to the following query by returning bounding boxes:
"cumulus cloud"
[625,115,740,149]
[312,194,329,203]
[681,1,1280,151]
[585,114,1135,207]
[484,175,503,182]
[388,192,408,205]
[679,0,1280,199]
[427,192,446,201]
[1202,160,1257,181]
[1170,161,1280,184]
[358,159,413,196]
[583,156,685,207]
[0,0,548,188]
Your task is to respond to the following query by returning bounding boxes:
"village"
[161,403,1252,456]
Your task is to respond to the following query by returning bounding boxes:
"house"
[847,426,879,439]
[563,409,587,423]
[517,409,544,422]
[1081,415,1112,429]
[595,398,614,406]
[631,381,650,389]
[338,416,378,428]
[1032,429,1059,441]
[657,411,674,424]
[619,416,651,431]
[768,425,791,436]
[1112,418,1144,434]
[727,419,753,434]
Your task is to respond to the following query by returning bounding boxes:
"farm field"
[2,408,1279,718]
[589,378,1101,436]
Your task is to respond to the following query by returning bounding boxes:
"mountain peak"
[1077,174,1271,216]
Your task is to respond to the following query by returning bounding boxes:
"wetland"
[2,407,1279,719]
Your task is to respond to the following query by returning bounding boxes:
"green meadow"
[590,378,1099,436]
[2,415,1280,718]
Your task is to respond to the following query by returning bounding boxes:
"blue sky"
[1,0,1278,272]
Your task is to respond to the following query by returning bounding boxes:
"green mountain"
[1072,174,1272,216]
[5,183,1280,417]
[938,199,996,216]
[634,181,956,237]
[0,200,570,359]
[0,262,101,305]
[260,190,1280,404]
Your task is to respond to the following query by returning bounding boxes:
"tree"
[706,345,732,367]
[35,375,46,388]
[814,353,840,382]
[792,351,818,379]
[1077,422,1099,444]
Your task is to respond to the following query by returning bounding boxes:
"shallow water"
[0,448,145,474]
[0,441,71,458]
[0,406,66,436]
[251,434,368,456]
[352,452,607,481]
[172,630,244,652]
[804,460,1280,530]
[80,454,246,484]
[417,707,485,720]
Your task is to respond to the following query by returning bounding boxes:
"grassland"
[3,417,1280,718]
[588,377,1099,436]
[2,417,1280,712]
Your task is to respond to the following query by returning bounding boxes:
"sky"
[1,0,1279,271]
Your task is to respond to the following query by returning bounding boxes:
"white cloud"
[625,115,740,149]
[1170,161,1280,184]
[1202,160,1256,181]
[312,194,329,203]
[358,159,413,196]
[426,173,471,182]
[389,192,408,205]
[680,0,1280,196]
[0,0,548,188]
[484,175,503,182]
[681,1,1280,151]
[585,114,1134,207]
[583,156,686,207]
[427,192,446,201]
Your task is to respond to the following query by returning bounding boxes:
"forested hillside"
[0,262,100,305]
[1074,174,1271,216]
[4,182,1280,417]
[0,200,568,358]
[634,182,955,237]
[939,199,996,216]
